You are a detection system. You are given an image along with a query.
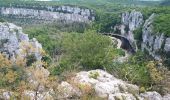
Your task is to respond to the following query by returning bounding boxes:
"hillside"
[0,0,170,100]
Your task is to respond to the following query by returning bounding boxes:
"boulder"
[140,91,162,100]
[163,94,170,100]
[73,69,139,98]
[108,93,137,100]
[22,90,54,100]
[57,81,82,99]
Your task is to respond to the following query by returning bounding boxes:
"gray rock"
[118,10,144,51]
[122,10,143,31]
[108,93,136,100]
[140,91,162,100]
[57,81,82,99]
[141,13,170,60]
[164,38,170,52]
[163,94,170,100]
[0,6,94,23]
[0,22,43,62]
[73,69,139,98]
[22,90,54,100]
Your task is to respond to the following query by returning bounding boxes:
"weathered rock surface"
[72,69,139,98]
[0,22,43,62]
[22,90,54,100]
[117,10,170,61]
[57,81,82,99]
[0,6,94,23]
[141,14,170,60]
[115,10,144,51]
[1,69,170,100]
[140,91,163,100]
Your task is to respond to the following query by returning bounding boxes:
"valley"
[0,0,170,100]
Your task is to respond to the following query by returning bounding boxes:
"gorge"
[0,0,170,100]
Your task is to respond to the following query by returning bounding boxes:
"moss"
[89,71,99,79]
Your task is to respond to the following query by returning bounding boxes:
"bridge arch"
[102,33,136,54]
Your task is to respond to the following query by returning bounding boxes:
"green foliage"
[0,18,5,22]
[26,54,37,66]
[153,14,170,37]
[24,25,61,57]
[94,13,121,33]
[133,27,142,40]
[89,71,99,79]
[50,31,119,75]
[133,27,143,47]
[61,31,118,69]
[24,22,89,57]
[107,51,164,89]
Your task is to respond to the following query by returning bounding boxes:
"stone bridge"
[102,33,136,54]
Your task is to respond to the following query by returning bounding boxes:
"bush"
[0,54,27,90]
[50,31,119,75]
[0,18,5,22]
[108,51,165,90]
[26,54,37,66]
[62,31,118,69]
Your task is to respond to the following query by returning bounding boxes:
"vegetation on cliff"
[0,0,170,99]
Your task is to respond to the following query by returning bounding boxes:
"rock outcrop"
[115,10,144,51]
[0,6,94,24]
[117,10,170,61]
[0,22,43,62]
[72,69,140,99]
[141,14,170,60]
[58,70,170,100]
[0,69,169,100]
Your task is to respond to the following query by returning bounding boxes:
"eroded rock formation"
[117,10,170,61]
[0,6,95,24]
[142,14,170,60]
[115,10,144,51]
[0,22,43,62]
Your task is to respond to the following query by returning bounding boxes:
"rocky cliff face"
[119,10,170,61]
[0,6,94,24]
[0,22,43,62]
[141,14,170,60]
[115,10,144,51]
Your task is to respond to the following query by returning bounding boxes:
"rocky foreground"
[0,69,170,100]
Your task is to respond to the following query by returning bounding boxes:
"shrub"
[108,51,165,90]
[0,18,5,22]
[0,54,27,90]
[61,31,118,69]
[146,61,163,84]
[26,54,37,66]
[50,31,120,75]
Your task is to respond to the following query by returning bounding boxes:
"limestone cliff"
[0,22,43,62]
[119,10,170,61]
[141,14,170,60]
[0,5,95,24]
[115,10,144,51]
